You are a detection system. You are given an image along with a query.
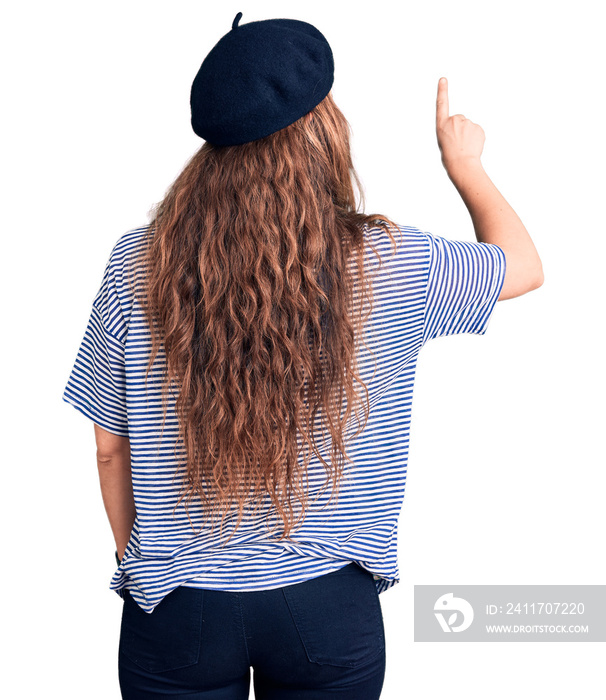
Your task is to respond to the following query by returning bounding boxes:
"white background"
[2,1,604,698]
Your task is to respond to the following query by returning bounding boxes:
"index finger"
[436,77,449,126]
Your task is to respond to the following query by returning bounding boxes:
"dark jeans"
[118,562,386,699]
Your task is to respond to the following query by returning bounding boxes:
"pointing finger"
[436,77,449,127]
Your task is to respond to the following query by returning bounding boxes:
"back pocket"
[281,563,385,668]
[119,586,204,673]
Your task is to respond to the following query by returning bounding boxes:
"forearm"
[446,158,544,287]
[97,453,136,561]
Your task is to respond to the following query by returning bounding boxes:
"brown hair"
[128,91,400,545]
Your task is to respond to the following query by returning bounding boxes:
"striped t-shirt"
[62,222,506,613]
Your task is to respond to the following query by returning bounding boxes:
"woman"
[62,12,543,700]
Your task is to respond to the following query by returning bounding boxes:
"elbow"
[532,261,545,290]
[523,254,545,293]
[497,258,544,301]
[96,452,116,465]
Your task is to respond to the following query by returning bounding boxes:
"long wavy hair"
[127,91,400,545]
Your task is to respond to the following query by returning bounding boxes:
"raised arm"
[435,77,544,300]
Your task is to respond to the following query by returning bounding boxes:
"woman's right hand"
[433,77,544,299]
[436,77,485,173]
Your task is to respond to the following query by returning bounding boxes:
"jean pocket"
[119,587,204,673]
[281,563,385,668]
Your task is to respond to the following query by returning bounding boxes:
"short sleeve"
[62,258,130,437]
[421,232,506,344]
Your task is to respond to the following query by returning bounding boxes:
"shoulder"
[361,221,433,272]
[101,224,150,287]
[363,221,432,249]
[109,225,151,269]
[93,225,150,342]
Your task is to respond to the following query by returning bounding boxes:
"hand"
[436,77,485,173]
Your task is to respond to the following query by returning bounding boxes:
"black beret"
[190,12,334,146]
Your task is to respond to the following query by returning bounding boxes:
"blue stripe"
[62,223,506,613]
